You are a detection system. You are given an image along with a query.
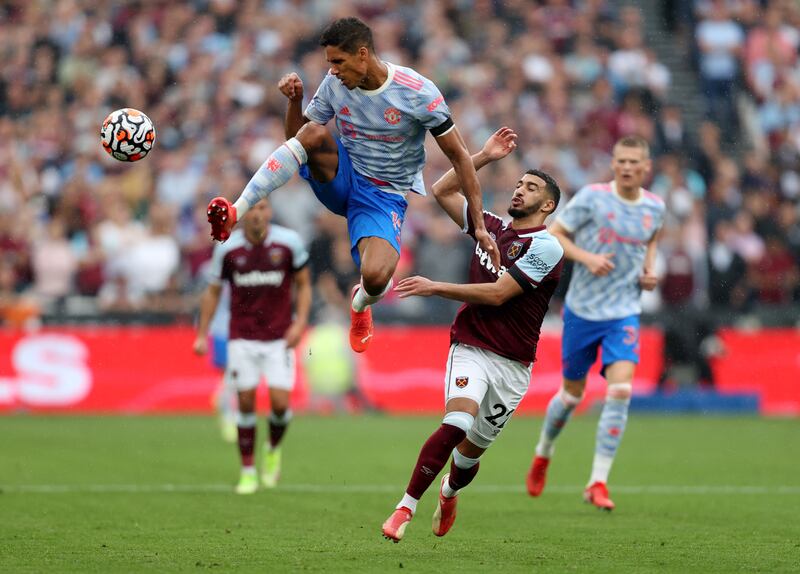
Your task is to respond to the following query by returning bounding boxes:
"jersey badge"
[643,214,653,231]
[455,376,469,388]
[269,248,284,266]
[507,240,524,260]
[384,107,402,125]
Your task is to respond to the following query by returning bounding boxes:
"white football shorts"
[444,342,532,449]
[226,339,296,392]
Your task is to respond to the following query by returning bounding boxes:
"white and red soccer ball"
[100,108,156,162]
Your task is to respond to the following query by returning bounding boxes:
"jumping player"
[381,128,564,542]
[527,135,665,510]
[194,199,312,494]
[205,17,499,353]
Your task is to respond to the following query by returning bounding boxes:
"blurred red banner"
[0,325,796,414]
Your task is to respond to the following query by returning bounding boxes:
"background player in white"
[381,128,564,542]
[205,17,499,354]
[194,198,312,494]
[527,135,665,510]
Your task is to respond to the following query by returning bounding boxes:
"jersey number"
[484,403,515,428]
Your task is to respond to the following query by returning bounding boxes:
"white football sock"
[352,278,393,313]
[396,492,418,514]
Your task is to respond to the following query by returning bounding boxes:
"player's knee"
[563,380,586,400]
[296,122,331,152]
[442,411,475,433]
[559,387,583,406]
[607,382,632,401]
[238,393,256,413]
[360,267,393,296]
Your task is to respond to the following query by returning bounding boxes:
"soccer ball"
[100,108,156,162]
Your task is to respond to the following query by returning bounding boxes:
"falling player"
[381,128,564,542]
[205,17,499,354]
[527,135,665,510]
[193,198,312,494]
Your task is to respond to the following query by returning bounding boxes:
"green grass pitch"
[2,414,799,572]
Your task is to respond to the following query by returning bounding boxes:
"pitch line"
[1,484,799,495]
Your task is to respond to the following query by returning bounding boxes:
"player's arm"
[193,282,222,355]
[278,72,311,138]
[431,127,518,229]
[434,127,500,269]
[549,220,615,277]
[640,229,660,291]
[285,266,312,349]
[396,271,523,306]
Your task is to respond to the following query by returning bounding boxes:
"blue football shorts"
[299,137,407,266]
[561,305,640,380]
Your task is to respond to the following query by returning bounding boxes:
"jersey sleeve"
[303,74,335,125]
[416,78,453,135]
[555,186,594,233]
[287,231,310,270]
[508,236,564,292]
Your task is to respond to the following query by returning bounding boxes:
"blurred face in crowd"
[325,45,370,90]
[243,199,271,244]
[611,143,651,194]
[508,173,555,220]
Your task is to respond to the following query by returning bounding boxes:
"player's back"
[304,63,452,195]
[560,182,665,320]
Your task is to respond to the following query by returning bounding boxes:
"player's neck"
[361,58,389,90]
[511,215,547,231]
[614,180,642,201]
[246,225,269,245]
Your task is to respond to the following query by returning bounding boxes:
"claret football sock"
[445,449,481,496]
[405,423,466,499]
[268,409,292,449]
[237,412,257,468]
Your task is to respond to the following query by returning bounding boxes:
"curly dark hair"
[319,17,375,54]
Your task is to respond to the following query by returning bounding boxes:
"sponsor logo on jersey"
[523,250,551,274]
[455,376,469,388]
[507,241,524,259]
[268,248,284,266]
[474,243,507,277]
[340,121,357,138]
[427,95,445,112]
[384,107,402,125]
[233,270,285,287]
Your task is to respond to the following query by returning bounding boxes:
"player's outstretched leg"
[235,412,258,495]
[528,388,582,496]
[382,412,474,542]
[585,382,631,511]
[262,409,292,488]
[433,449,481,537]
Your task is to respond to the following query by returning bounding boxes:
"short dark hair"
[526,169,561,209]
[319,17,375,54]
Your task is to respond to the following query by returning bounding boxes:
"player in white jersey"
[527,136,665,510]
[205,17,499,354]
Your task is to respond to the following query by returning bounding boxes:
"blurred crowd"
[1,0,799,331]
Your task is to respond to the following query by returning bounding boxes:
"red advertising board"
[0,325,797,414]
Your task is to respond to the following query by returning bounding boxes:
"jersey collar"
[611,180,644,205]
[356,62,395,96]
[509,223,546,236]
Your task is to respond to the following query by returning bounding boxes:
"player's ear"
[359,46,369,60]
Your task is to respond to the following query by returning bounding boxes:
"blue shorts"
[210,334,228,370]
[299,137,407,266]
[561,305,640,380]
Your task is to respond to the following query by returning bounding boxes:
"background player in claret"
[527,135,665,511]
[194,198,312,494]
[205,16,499,354]
[381,128,564,542]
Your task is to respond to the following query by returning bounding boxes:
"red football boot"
[349,284,373,353]
[382,506,413,543]
[584,481,615,511]
[432,473,458,537]
[207,196,237,242]
[526,456,550,497]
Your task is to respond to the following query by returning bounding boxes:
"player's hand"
[207,197,237,242]
[585,252,615,276]
[482,127,518,161]
[278,73,304,102]
[395,276,437,298]
[639,269,658,291]
[192,336,208,356]
[284,321,305,349]
[475,227,501,270]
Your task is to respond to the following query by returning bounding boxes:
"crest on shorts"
[384,107,402,125]
[455,376,469,388]
[269,248,284,265]
[507,240,523,260]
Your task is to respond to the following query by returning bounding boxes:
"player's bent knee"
[560,387,584,406]
[563,379,586,400]
[296,122,333,152]
[442,411,475,433]
[607,382,632,400]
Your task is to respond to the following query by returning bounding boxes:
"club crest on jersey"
[455,376,469,388]
[269,248,284,265]
[643,214,653,230]
[384,107,402,125]
[235,256,247,267]
[507,241,524,259]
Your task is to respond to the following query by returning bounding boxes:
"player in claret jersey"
[526,135,665,511]
[194,199,312,494]
[381,128,564,542]
[205,16,498,354]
